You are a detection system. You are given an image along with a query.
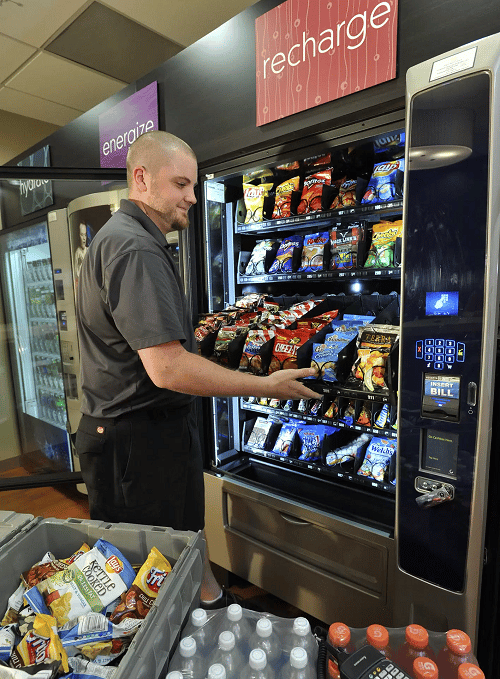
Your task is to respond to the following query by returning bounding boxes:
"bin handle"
[278,511,312,526]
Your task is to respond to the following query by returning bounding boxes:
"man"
[75,130,319,607]
[73,221,88,282]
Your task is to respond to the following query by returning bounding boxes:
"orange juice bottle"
[396,625,436,674]
[413,657,439,679]
[458,663,485,679]
[436,630,475,679]
[366,624,392,659]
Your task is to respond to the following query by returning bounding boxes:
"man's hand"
[261,367,322,401]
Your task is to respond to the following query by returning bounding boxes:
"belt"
[80,403,192,429]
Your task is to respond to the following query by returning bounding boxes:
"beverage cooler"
[198,32,500,673]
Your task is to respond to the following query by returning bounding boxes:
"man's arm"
[138,340,321,400]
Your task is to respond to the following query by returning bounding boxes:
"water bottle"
[279,648,314,679]
[166,672,184,679]
[208,631,245,679]
[282,618,317,664]
[208,664,227,679]
[219,604,253,653]
[249,618,282,670]
[182,608,214,656]
[168,636,205,679]
[240,648,275,679]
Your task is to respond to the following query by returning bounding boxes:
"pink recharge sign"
[99,81,159,168]
[255,0,398,126]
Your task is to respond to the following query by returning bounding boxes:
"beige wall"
[0,110,59,166]
[0,294,21,463]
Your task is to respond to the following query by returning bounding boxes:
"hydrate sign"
[99,81,159,168]
[255,0,398,126]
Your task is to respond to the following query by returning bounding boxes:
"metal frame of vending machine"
[394,32,500,665]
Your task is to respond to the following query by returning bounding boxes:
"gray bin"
[0,512,204,679]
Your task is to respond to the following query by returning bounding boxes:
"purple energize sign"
[99,81,159,168]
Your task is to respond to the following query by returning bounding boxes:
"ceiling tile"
[100,0,259,47]
[0,35,36,83]
[46,2,182,83]
[0,86,82,126]
[5,52,126,112]
[0,0,90,48]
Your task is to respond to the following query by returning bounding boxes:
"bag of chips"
[329,223,364,270]
[268,235,303,274]
[356,402,373,427]
[326,433,371,466]
[245,239,279,275]
[330,179,358,209]
[357,437,396,481]
[297,425,337,462]
[272,176,301,219]
[10,614,69,674]
[297,232,329,272]
[297,171,331,214]
[59,612,141,663]
[247,417,274,449]
[351,325,399,392]
[66,656,118,678]
[364,220,403,269]
[239,328,275,373]
[361,159,404,205]
[268,328,315,373]
[324,398,340,419]
[243,182,274,224]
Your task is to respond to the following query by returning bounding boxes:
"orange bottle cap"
[405,624,429,650]
[446,629,472,655]
[327,658,341,679]
[413,657,439,679]
[328,622,351,648]
[458,663,485,679]
[367,624,389,650]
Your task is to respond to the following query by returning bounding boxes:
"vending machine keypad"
[415,339,465,370]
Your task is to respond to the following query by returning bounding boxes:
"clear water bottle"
[168,636,205,679]
[279,648,314,679]
[240,648,275,679]
[208,631,245,679]
[182,608,214,656]
[208,664,227,679]
[219,604,253,653]
[166,672,184,679]
[249,618,282,670]
[282,618,317,664]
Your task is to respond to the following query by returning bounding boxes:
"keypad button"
[434,362,444,370]
[435,347,444,354]
[445,347,455,354]
[425,339,434,347]
[446,339,456,347]
[379,672,388,678]
[457,342,465,362]
[386,665,394,672]
[435,339,444,346]
[391,668,399,676]
[396,673,405,679]
[425,353,434,361]
[416,341,423,358]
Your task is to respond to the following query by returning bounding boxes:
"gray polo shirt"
[76,199,195,418]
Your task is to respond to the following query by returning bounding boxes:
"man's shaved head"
[126,131,196,188]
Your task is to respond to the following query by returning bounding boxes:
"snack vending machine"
[199,114,406,627]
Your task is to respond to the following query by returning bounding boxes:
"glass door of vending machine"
[199,117,407,625]
[0,221,73,474]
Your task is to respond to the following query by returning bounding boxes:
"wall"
[0,110,60,166]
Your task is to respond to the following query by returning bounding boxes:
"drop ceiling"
[0,0,258,127]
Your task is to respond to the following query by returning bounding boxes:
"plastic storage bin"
[0,510,204,679]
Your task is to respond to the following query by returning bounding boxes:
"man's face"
[79,223,86,248]
[146,151,198,233]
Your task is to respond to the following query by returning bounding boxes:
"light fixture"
[409,108,473,170]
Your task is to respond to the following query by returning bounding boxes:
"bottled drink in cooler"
[327,623,355,679]
[182,608,213,656]
[209,664,228,679]
[219,604,253,653]
[282,618,317,663]
[279,647,314,679]
[458,663,485,679]
[166,673,183,679]
[395,625,436,675]
[413,657,439,679]
[168,636,205,679]
[249,617,282,669]
[240,648,275,679]
[365,624,393,659]
[436,630,475,679]
[208,631,245,679]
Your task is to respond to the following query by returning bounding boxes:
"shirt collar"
[118,199,171,249]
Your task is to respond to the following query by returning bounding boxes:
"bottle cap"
[446,629,472,655]
[179,636,197,657]
[208,664,227,679]
[458,664,485,679]
[293,617,311,636]
[405,624,429,650]
[413,657,439,679]
[367,624,389,650]
[257,617,273,637]
[167,673,184,679]
[328,623,351,648]
[249,648,267,670]
[219,631,236,651]
[191,608,208,628]
[227,604,243,621]
[290,647,308,669]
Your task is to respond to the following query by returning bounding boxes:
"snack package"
[329,223,364,270]
[268,328,315,373]
[27,540,135,627]
[304,153,331,168]
[356,402,373,427]
[272,422,303,456]
[297,425,337,462]
[340,400,356,426]
[364,220,403,269]
[324,398,340,419]
[308,343,343,382]
[245,239,278,275]
[297,170,331,214]
[374,403,390,429]
[212,326,239,365]
[272,176,301,219]
[110,547,172,624]
[10,614,69,674]
[326,433,371,466]
[276,161,300,171]
[59,612,141,659]
[0,625,16,662]
[239,328,275,374]
[66,656,118,678]
[243,182,274,224]
[357,437,397,481]
[297,232,329,273]
[361,159,404,205]
[1,583,26,626]
[247,417,274,449]
[268,235,303,274]
[351,325,399,392]
[330,179,358,209]
[0,663,62,678]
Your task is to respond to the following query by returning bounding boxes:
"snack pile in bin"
[321,622,484,679]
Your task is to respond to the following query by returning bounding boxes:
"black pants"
[75,406,204,531]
